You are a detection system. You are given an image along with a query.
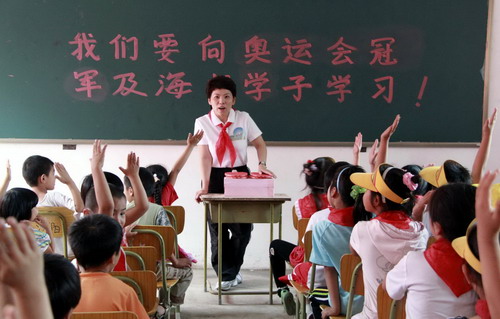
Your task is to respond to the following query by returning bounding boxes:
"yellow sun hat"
[452,219,481,274]
[419,165,448,188]
[349,164,406,204]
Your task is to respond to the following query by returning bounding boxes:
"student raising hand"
[0,217,53,319]
[475,170,500,319]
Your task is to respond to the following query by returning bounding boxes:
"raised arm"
[322,266,342,317]
[368,139,379,172]
[374,114,400,168]
[0,217,54,319]
[471,108,497,184]
[54,162,84,212]
[0,161,11,200]
[168,130,204,187]
[120,152,148,227]
[90,140,113,216]
[475,170,500,319]
[195,145,212,203]
[352,132,362,166]
[251,136,276,178]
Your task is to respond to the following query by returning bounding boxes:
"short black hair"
[22,155,54,186]
[429,183,476,241]
[124,167,155,197]
[84,184,126,213]
[44,254,81,319]
[443,160,471,184]
[0,188,38,221]
[80,172,124,202]
[206,75,237,99]
[69,214,123,270]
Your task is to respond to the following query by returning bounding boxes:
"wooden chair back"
[38,206,75,258]
[71,311,138,319]
[303,230,313,262]
[128,225,175,259]
[377,284,406,319]
[164,205,185,234]
[124,246,157,272]
[292,205,298,230]
[339,254,364,295]
[297,218,310,247]
[111,270,158,316]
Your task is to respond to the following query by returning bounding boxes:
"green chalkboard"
[0,0,489,142]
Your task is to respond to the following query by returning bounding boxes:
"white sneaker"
[232,273,243,286]
[214,280,233,291]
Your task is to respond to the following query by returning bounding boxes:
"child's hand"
[482,108,497,137]
[91,139,107,170]
[54,162,73,185]
[124,225,137,240]
[353,132,363,155]
[187,130,204,146]
[32,215,51,234]
[321,305,340,318]
[0,217,43,290]
[368,139,379,171]
[4,160,11,182]
[380,114,400,141]
[476,170,500,238]
[119,152,140,177]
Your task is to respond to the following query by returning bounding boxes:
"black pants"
[207,166,253,281]
[269,239,297,288]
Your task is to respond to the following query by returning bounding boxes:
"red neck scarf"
[373,210,412,230]
[210,112,236,167]
[328,206,355,227]
[476,299,491,319]
[424,238,472,297]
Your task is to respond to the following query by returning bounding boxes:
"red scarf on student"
[373,211,412,230]
[209,111,236,167]
[476,299,491,319]
[327,206,355,227]
[424,238,472,297]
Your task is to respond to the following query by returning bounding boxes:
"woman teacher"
[194,75,276,291]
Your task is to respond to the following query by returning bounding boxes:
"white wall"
[1,3,499,269]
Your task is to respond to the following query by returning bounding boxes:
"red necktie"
[216,122,236,167]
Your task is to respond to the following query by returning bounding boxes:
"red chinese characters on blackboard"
[73,70,101,97]
[244,72,271,101]
[198,34,225,64]
[155,72,192,99]
[154,34,180,63]
[282,38,312,65]
[326,75,352,102]
[245,36,271,64]
[68,33,427,105]
[113,73,147,97]
[327,37,357,65]
[109,34,139,61]
[69,33,100,61]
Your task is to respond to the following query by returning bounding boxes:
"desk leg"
[204,203,208,292]
[218,203,222,305]
[269,203,274,305]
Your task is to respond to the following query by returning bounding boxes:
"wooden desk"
[201,193,291,305]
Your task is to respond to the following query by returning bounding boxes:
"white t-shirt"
[386,251,476,319]
[38,191,75,211]
[194,109,262,168]
[350,219,428,319]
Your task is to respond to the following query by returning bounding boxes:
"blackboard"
[0,0,489,142]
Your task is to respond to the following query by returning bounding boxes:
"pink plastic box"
[224,177,275,197]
